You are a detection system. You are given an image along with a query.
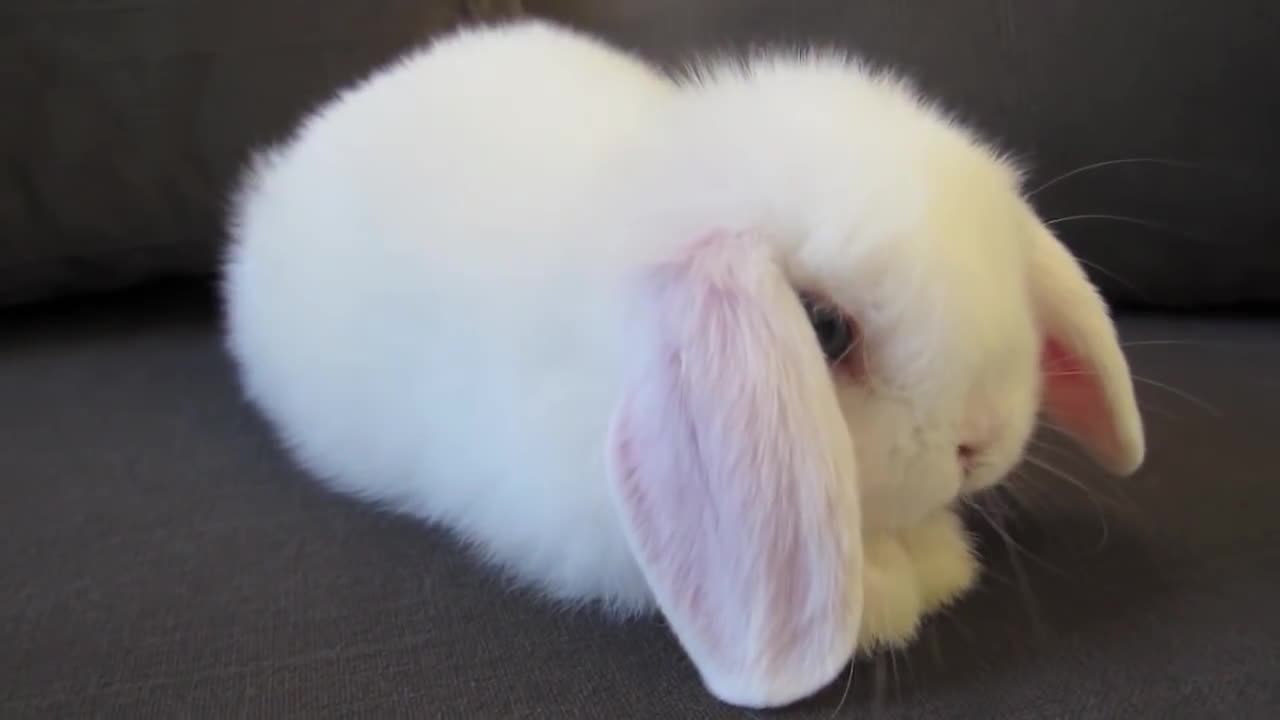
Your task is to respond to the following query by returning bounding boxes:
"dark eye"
[801,295,856,364]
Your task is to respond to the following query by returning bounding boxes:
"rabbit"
[221,19,1145,710]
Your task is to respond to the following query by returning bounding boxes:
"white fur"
[222,19,1142,707]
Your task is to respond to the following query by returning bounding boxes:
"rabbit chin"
[856,506,979,652]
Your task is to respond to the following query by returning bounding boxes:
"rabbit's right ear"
[606,233,863,709]
[1028,222,1145,476]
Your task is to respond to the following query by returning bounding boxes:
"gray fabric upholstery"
[2,1,1278,308]
[3,285,1278,717]
[4,1,1278,715]
[1,1,474,307]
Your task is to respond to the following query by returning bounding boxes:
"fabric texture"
[2,0,1278,308]
[0,0,483,307]
[2,284,1278,718]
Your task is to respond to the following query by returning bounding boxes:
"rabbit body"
[225,19,1142,708]
[225,22,675,611]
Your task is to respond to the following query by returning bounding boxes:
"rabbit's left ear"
[606,232,863,709]
[1029,223,1145,475]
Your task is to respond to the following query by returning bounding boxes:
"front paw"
[899,508,979,614]
[855,509,979,653]
[855,535,924,652]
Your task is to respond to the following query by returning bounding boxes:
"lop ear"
[606,233,863,709]
[1029,223,1145,475]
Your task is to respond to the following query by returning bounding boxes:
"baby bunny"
[223,19,1144,709]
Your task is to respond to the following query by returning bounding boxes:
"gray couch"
[4,2,1278,717]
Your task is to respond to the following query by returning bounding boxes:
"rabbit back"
[223,21,673,612]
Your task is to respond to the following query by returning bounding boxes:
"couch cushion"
[2,284,1278,717]
[3,1,1277,308]
[1,1,487,307]
[535,0,1280,309]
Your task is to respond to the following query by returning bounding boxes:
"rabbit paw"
[856,534,923,652]
[856,508,978,653]
[900,507,979,614]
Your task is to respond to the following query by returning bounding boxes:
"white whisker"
[1074,256,1144,295]
[966,498,1067,579]
[1028,157,1201,197]
[969,497,1051,639]
[1027,437,1075,458]
[871,653,889,714]
[889,647,902,705]
[1130,373,1222,417]
[1122,339,1271,350]
[1024,454,1111,551]
[824,660,856,719]
[1044,213,1204,244]
[1121,339,1206,348]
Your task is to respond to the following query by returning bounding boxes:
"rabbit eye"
[801,295,857,365]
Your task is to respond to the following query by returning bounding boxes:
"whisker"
[1004,529,1049,643]
[1039,369,1217,417]
[1075,256,1145,295]
[1005,467,1077,512]
[972,556,1023,589]
[1036,417,1074,438]
[967,498,1051,640]
[926,623,946,671]
[1121,339,1209,348]
[1024,454,1111,551]
[1023,435,1150,528]
[824,660,856,720]
[1027,437,1076,457]
[1021,445,1122,498]
[888,648,902,705]
[1122,339,1273,351]
[1024,452,1098,498]
[871,653,889,716]
[1028,157,1201,197]
[996,472,1042,513]
[976,483,1017,520]
[965,499,1068,579]
[1130,374,1222,417]
[1045,213,1205,243]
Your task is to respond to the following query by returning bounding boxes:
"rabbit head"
[604,54,1144,708]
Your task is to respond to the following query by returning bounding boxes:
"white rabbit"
[222,19,1144,709]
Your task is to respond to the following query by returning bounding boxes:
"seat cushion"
[0,1,482,307]
[3,1,1278,309]
[534,0,1280,309]
[2,284,1278,717]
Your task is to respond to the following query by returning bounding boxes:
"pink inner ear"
[1041,338,1122,464]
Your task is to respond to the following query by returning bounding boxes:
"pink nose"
[957,444,979,472]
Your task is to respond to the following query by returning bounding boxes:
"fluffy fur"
[222,19,1144,709]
